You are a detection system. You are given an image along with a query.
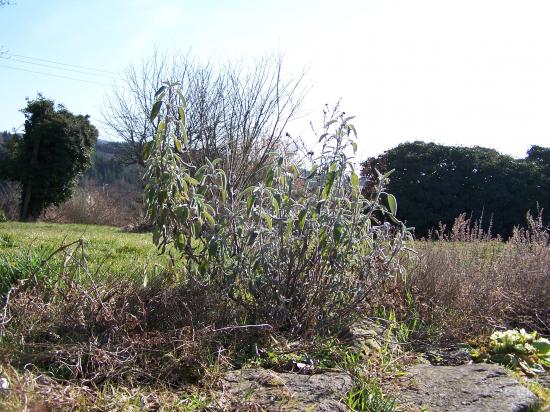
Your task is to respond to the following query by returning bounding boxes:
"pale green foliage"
[471,329,550,374]
[144,83,411,335]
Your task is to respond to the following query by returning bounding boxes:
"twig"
[212,323,272,333]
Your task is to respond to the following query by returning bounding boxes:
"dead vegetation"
[397,211,550,344]
[41,180,145,229]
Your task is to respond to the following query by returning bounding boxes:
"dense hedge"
[361,142,549,238]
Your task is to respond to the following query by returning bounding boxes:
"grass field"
[0,222,176,284]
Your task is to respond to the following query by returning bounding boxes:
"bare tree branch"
[102,52,308,190]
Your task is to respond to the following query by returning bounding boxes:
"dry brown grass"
[0,239,271,393]
[398,212,550,343]
[0,181,20,221]
[42,181,145,229]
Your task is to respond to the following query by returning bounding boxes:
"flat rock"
[338,318,400,357]
[217,368,352,411]
[396,363,539,411]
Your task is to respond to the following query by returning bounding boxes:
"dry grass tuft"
[42,181,144,228]
[398,212,550,343]
[0,239,270,392]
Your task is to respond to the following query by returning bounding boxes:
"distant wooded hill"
[83,140,141,186]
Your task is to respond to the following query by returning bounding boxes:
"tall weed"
[144,84,412,336]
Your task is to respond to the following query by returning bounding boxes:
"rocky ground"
[213,319,548,411]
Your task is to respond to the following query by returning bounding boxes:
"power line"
[2,56,119,79]
[6,52,119,75]
[0,64,115,87]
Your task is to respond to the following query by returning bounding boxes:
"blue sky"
[1,0,549,161]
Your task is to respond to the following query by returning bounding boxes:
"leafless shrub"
[399,212,550,342]
[103,50,307,190]
[41,180,144,228]
[0,180,20,220]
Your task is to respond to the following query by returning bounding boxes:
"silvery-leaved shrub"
[144,83,412,335]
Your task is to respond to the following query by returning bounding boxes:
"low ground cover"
[0,217,548,410]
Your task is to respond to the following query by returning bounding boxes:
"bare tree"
[102,51,307,189]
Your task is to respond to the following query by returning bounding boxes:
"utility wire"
[0,64,114,87]
[1,56,119,79]
[6,52,119,75]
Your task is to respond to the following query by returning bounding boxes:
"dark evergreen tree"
[1,95,98,220]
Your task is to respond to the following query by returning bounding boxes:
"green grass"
[0,222,178,284]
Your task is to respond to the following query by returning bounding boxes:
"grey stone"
[535,371,550,390]
[396,363,539,411]
[338,318,400,358]
[217,368,352,411]
[419,345,472,366]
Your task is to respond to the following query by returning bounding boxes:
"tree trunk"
[20,134,41,221]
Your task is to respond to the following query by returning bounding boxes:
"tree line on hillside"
[361,141,550,238]
[83,140,141,186]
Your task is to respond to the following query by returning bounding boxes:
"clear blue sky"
[1,0,549,161]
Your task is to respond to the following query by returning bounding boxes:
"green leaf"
[306,164,318,179]
[351,171,359,191]
[333,223,343,243]
[382,169,395,179]
[154,86,166,98]
[176,90,188,107]
[533,339,550,355]
[178,106,186,127]
[185,175,199,185]
[177,207,189,222]
[174,137,182,154]
[246,194,255,216]
[265,168,274,187]
[351,141,358,154]
[150,101,162,122]
[143,141,152,160]
[322,170,336,199]
[271,196,280,214]
[198,261,208,276]
[203,211,215,228]
[387,193,397,215]
[181,128,189,147]
[298,209,307,231]
[176,233,185,249]
[208,238,218,257]
[263,213,273,230]
[193,221,202,237]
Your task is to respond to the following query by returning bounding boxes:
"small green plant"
[345,381,397,412]
[471,329,550,375]
[0,232,16,247]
